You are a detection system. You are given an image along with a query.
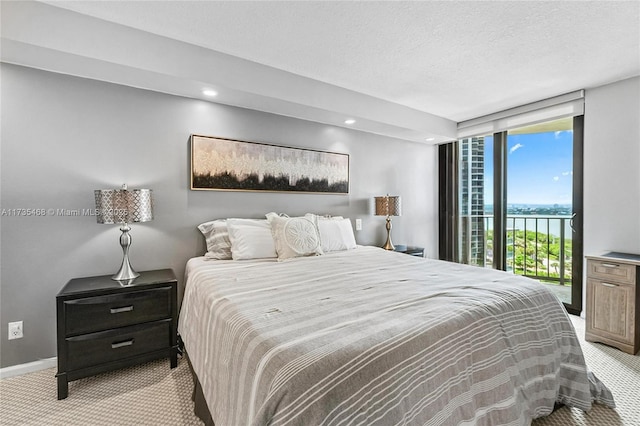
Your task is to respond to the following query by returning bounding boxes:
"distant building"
[460,137,485,266]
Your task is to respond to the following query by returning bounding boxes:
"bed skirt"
[186,353,215,426]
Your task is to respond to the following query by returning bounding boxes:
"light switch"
[355,218,362,231]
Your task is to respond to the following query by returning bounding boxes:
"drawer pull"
[601,283,619,288]
[110,306,134,314]
[601,263,619,268]
[111,339,134,349]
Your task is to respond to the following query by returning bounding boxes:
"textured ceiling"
[40,0,640,122]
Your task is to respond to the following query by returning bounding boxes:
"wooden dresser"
[585,252,640,355]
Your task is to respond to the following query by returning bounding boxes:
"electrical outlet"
[355,218,362,231]
[8,321,23,340]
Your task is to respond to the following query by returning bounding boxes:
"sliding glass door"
[452,116,583,314]
[505,117,582,312]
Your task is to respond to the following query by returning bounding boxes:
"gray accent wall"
[0,64,438,367]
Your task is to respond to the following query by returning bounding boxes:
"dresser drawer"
[588,260,636,285]
[64,287,172,336]
[65,319,171,370]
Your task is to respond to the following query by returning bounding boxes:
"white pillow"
[318,218,357,252]
[265,212,323,261]
[227,219,277,260]
[197,219,232,260]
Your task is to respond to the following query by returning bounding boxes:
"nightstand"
[56,269,178,399]
[394,245,425,257]
[585,253,640,355]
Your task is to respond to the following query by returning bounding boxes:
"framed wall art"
[190,135,349,194]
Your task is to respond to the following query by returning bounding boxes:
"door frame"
[438,115,584,315]
[566,115,584,315]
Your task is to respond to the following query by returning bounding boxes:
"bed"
[178,246,615,425]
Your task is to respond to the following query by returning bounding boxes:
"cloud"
[553,176,560,181]
[555,130,574,139]
[561,171,573,176]
[509,143,524,154]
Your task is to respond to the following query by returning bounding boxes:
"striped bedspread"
[178,246,614,426]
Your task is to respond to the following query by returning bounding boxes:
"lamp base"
[112,223,140,282]
[112,260,140,282]
[382,216,395,251]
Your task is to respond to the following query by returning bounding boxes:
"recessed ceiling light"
[425,137,435,142]
[344,119,356,125]
[202,89,218,97]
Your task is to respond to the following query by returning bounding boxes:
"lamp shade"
[374,195,401,217]
[94,186,153,224]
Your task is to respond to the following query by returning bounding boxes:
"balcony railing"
[460,215,572,285]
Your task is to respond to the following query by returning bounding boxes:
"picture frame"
[190,135,349,194]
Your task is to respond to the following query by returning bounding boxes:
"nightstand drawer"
[65,319,171,370]
[64,287,172,335]
[588,260,636,285]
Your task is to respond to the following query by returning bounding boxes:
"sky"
[483,130,573,206]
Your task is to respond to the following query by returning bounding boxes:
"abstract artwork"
[190,135,349,193]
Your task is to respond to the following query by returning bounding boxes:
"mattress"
[178,246,614,425]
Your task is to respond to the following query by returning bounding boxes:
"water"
[484,204,573,239]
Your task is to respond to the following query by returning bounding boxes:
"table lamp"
[94,184,153,281]
[374,194,401,250]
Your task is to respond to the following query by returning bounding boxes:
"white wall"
[0,64,438,367]
[583,76,640,309]
[584,76,640,255]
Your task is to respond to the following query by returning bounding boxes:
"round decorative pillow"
[283,217,321,254]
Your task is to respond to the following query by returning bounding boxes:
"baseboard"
[0,357,57,379]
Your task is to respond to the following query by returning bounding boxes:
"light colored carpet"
[531,315,640,426]
[0,358,202,425]
[1,315,637,425]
